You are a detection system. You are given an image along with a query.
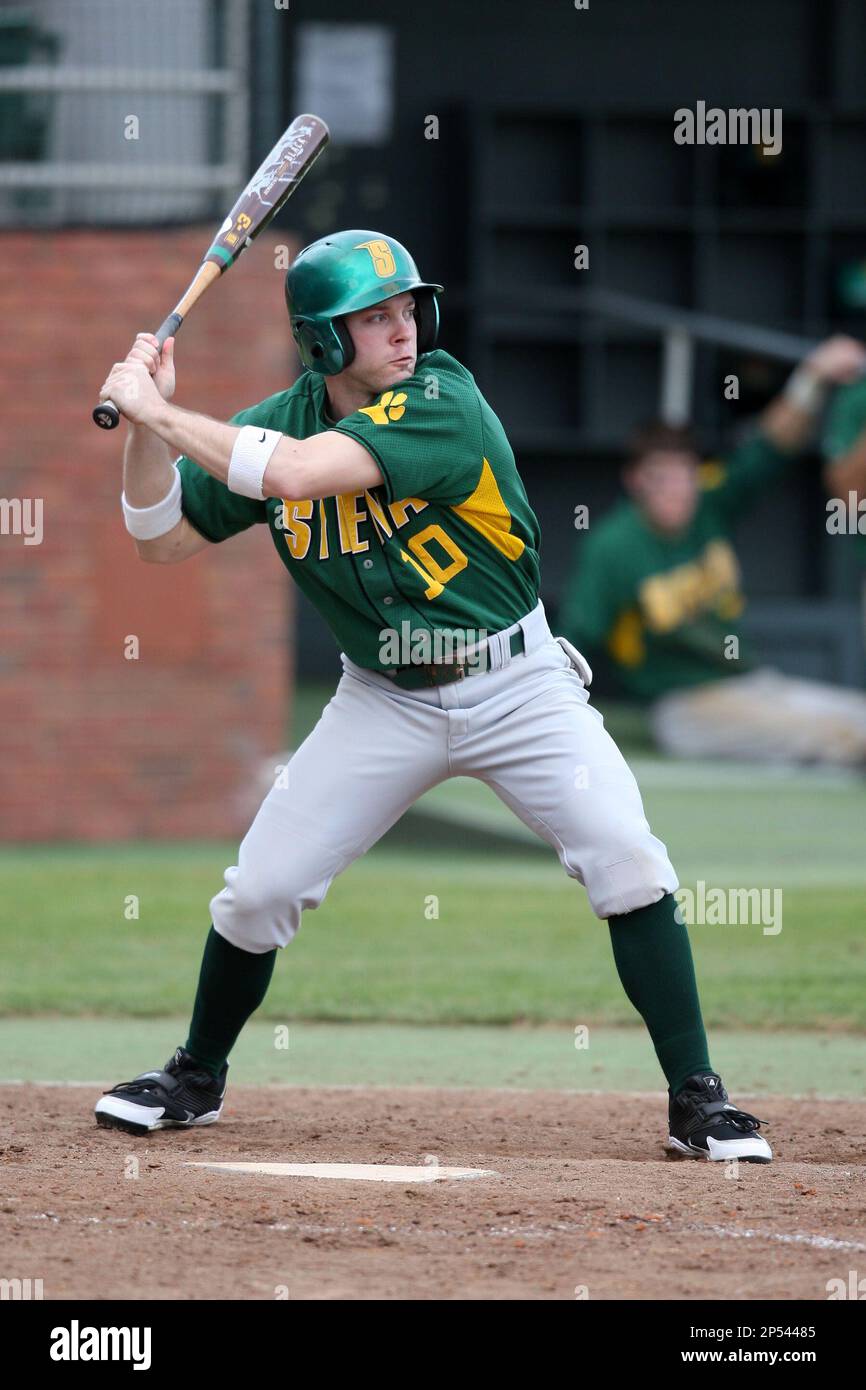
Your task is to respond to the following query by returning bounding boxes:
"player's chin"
[382,357,415,384]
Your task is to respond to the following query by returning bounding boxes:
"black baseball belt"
[383,627,526,690]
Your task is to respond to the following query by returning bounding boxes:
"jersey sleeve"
[823,380,866,460]
[703,431,797,522]
[176,403,270,543]
[330,369,483,506]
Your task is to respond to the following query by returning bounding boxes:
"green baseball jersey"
[175,349,541,669]
[558,434,794,700]
[822,377,866,563]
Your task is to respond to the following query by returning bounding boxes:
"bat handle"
[92,311,184,430]
[92,400,121,431]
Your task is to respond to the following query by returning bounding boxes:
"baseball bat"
[93,113,330,429]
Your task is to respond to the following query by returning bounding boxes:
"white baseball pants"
[652,667,866,767]
[210,600,678,952]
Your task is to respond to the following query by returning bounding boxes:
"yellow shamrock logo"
[358,390,407,425]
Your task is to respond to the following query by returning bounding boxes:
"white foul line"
[689,1222,866,1253]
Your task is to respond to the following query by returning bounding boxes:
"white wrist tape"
[227,424,282,499]
[121,464,183,540]
[784,366,828,415]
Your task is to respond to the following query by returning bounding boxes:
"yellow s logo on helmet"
[354,239,397,277]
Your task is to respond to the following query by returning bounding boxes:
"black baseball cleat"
[667,1071,772,1163]
[95,1047,228,1136]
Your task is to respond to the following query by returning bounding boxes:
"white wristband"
[121,464,183,540]
[228,424,282,499]
[784,366,828,415]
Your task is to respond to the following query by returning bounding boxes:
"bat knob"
[93,401,121,430]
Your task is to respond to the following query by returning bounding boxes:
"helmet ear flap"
[292,320,326,371]
[333,316,355,371]
[414,288,439,354]
[291,318,354,375]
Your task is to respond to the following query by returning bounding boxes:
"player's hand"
[99,358,163,426]
[803,335,866,385]
[124,332,176,401]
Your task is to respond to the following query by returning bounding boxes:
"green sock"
[607,893,711,1095]
[185,926,277,1077]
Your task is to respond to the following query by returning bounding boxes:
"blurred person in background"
[822,367,866,639]
[559,337,866,767]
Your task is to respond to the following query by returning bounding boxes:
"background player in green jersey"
[823,373,866,639]
[96,230,775,1162]
[560,337,866,766]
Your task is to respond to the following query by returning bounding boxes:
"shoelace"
[103,1066,214,1097]
[104,1075,167,1096]
[715,1105,765,1134]
[680,1094,767,1133]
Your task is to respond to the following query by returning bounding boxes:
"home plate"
[185,1161,498,1183]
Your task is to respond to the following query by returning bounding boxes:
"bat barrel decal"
[93,114,329,430]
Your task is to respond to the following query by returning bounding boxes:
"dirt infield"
[2,1085,864,1301]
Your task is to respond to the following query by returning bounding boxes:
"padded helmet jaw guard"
[285,229,444,376]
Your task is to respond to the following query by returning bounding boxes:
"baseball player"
[823,370,866,641]
[559,335,866,767]
[95,230,771,1163]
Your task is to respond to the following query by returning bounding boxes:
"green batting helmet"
[285,229,444,375]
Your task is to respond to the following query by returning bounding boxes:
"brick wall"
[0,228,299,841]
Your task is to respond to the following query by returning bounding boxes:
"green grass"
[3,1017,865,1095]
[1,836,864,1029]
[2,684,861,1096]
[1,683,863,1033]
[414,762,866,886]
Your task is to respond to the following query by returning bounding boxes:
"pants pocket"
[554,635,593,687]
